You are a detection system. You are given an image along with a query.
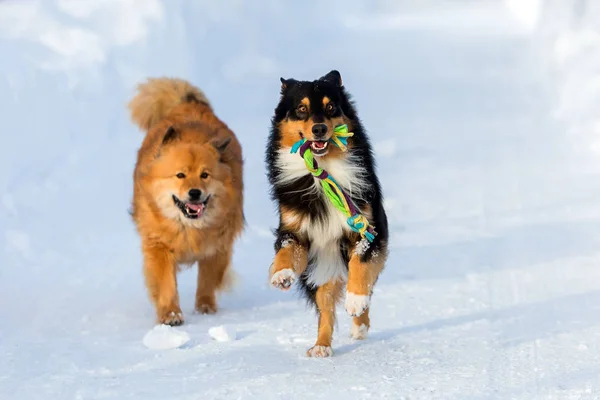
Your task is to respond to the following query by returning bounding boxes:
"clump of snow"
[354,238,371,256]
[280,237,294,248]
[142,324,190,350]
[208,325,237,342]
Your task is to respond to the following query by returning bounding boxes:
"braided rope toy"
[290,124,376,243]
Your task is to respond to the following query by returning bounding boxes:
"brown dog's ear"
[161,126,179,145]
[320,70,343,87]
[211,136,232,155]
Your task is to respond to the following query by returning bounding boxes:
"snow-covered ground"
[2,0,600,398]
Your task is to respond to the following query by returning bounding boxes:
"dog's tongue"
[186,203,203,212]
[312,141,326,149]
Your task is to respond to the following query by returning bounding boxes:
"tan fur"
[128,77,244,326]
[268,207,309,290]
[279,206,307,233]
[344,252,385,339]
[278,117,350,160]
[353,310,370,333]
[307,279,344,357]
[346,247,387,296]
[269,241,308,278]
[128,77,211,132]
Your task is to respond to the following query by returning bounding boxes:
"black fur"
[161,126,179,145]
[265,70,389,309]
[274,229,301,252]
[211,136,232,155]
[184,92,200,103]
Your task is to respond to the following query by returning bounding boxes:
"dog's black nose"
[311,124,328,139]
[188,189,202,201]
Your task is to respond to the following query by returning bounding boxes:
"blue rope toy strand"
[290,124,376,243]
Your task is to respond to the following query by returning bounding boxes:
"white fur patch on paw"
[307,345,333,358]
[344,292,370,317]
[270,268,296,291]
[350,323,369,340]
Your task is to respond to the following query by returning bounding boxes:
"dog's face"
[276,70,349,157]
[147,127,232,228]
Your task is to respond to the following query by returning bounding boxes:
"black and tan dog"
[265,70,389,357]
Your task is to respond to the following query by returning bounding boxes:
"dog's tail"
[128,77,211,132]
[218,267,239,294]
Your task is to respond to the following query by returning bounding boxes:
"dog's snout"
[188,188,202,201]
[311,123,328,139]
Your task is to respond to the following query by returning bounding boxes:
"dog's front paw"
[270,268,296,291]
[306,345,333,358]
[158,308,184,326]
[344,292,370,317]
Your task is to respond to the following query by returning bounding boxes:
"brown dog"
[128,77,244,326]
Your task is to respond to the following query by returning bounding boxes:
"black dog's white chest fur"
[274,147,370,286]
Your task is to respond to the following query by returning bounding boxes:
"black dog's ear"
[211,136,232,155]
[321,70,343,87]
[161,126,179,145]
[280,77,298,94]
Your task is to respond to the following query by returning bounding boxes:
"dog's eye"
[176,172,186,179]
[200,172,209,179]
[326,103,335,113]
[297,105,307,113]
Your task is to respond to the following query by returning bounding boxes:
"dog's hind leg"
[196,249,231,314]
[351,310,370,340]
[306,279,344,358]
[142,243,183,326]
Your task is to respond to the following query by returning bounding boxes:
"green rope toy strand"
[290,124,376,243]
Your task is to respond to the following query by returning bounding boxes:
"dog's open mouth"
[309,140,329,156]
[172,195,210,219]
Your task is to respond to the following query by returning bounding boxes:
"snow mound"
[208,325,237,342]
[142,324,191,350]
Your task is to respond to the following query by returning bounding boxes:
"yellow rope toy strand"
[290,124,376,243]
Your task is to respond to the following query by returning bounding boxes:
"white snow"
[143,324,191,350]
[354,237,371,256]
[208,325,237,342]
[2,0,600,399]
